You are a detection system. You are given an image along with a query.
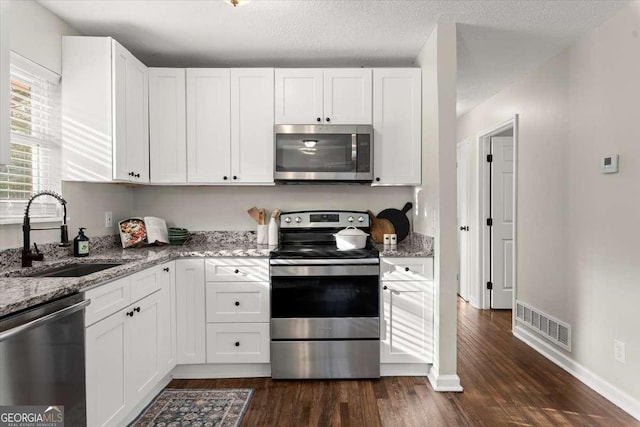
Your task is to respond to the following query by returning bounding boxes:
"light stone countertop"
[1,233,433,318]
[0,242,271,318]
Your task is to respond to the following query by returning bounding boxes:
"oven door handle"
[270,264,379,277]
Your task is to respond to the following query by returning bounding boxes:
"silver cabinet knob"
[347,216,354,222]
[284,217,292,223]
[294,217,302,223]
[357,216,365,222]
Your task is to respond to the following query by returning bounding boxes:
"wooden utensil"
[258,208,266,225]
[368,210,395,243]
[248,207,261,224]
[271,208,281,219]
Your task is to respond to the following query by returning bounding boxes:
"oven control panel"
[280,211,369,229]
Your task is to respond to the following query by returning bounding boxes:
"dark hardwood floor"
[169,298,638,426]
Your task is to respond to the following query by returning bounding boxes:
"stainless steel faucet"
[22,191,70,267]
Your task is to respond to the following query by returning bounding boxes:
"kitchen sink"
[27,262,124,278]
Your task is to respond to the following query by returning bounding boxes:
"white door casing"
[457,140,472,302]
[490,136,514,309]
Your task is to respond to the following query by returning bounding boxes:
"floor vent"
[515,300,571,351]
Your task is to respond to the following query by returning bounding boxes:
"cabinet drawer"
[206,282,269,323]
[205,258,269,282]
[380,257,433,281]
[130,265,162,302]
[206,323,270,364]
[85,276,131,327]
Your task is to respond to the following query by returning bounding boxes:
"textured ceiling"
[38,0,629,116]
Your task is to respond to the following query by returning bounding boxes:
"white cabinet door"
[158,261,177,375]
[149,68,186,183]
[186,68,231,183]
[86,310,127,427]
[231,68,274,184]
[175,259,206,364]
[381,279,434,364]
[274,69,323,124]
[126,291,162,407]
[112,40,149,183]
[323,69,372,125]
[129,264,162,303]
[373,68,421,185]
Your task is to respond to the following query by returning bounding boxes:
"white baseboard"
[427,367,463,392]
[514,325,640,421]
[172,363,271,379]
[380,363,430,377]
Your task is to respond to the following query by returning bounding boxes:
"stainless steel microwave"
[274,124,373,183]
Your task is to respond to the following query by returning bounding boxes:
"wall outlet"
[105,211,113,228]
[614,339,626,363]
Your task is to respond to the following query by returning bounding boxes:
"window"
[0,52,62,219]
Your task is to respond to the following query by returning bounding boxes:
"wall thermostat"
[601,154,619,174]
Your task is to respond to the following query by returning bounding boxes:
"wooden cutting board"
[368,210,395,243]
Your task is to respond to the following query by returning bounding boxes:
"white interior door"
[490,136,514,309]
[457,141,472,301]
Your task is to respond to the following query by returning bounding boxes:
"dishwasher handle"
[0,299,90,342]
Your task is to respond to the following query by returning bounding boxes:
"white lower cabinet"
[85,306,127,427]
[206,323,270,364]
[85,263,172,427]
[175,259,206,364]
[205,258,270,365]
[159,261,177,375]
[380,257,434,365]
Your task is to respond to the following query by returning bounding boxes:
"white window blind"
[0,52,62,219]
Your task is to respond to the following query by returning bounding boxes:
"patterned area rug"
[130,388,254,427]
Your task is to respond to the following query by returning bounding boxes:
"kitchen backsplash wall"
[0,182,134,250]
[131,185,414,231]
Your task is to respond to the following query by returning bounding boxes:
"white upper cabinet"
[372,68,421,186]
[149,68,187,183]
[231,68,274,184]
[62,37,148,183]
[184,68,274,184]
[275,69,372,125]
[186,68,231,183]
[274,69,323,124]
[323,69,372,125]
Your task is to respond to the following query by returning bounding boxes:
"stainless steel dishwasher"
[0,293,90,426]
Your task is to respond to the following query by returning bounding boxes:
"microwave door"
[275,133,357,181]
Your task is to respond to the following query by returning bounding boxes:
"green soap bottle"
[74,227,90,257]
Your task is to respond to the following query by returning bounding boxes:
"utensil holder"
[257,225,268,244]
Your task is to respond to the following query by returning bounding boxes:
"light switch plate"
[601,154,619,174]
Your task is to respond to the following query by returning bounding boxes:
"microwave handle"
[351,133,358,170]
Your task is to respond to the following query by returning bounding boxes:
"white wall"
[130,185,413,230]
[457,1,640,408]
[9,0,78,74]
[414,22,460,389]
[0,0,138,250]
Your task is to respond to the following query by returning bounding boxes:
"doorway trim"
[475,115,518,327]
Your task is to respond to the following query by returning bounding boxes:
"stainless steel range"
[270,210,380,379]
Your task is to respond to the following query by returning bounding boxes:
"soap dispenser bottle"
[73,227,90,257]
